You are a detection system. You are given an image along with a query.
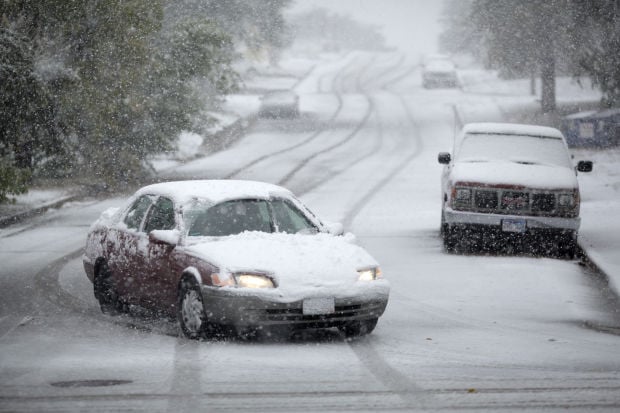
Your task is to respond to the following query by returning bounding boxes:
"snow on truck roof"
[136,180,292,204]
[462,123,564,140]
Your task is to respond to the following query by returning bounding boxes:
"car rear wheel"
[339,317,378,338]
[93,261,125,315]
[178,279,212,340]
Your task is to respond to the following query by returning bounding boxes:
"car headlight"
[211,272,234,287]
[452,187,472,209]
[234,273,276,288]
[358,267,382,281]
[558,193,575,207]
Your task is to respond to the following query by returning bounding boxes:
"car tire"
[178,278,213,340]
[339,317,378,338]
[93,261,125,315]
[558,231,578,260]
[442,225,457,253]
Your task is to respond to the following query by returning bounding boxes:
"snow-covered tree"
[164,0,293,65]
[1,0,240,194]
[441,0,620,112]
[570,0,620,108]
[289,8,387,52]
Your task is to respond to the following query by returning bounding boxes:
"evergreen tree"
[571,0,620,107]
[441,0,619,111]
[1,0,240,195]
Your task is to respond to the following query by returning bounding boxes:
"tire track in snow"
[228,53,407,187]
[279,53,408,191]
[330,92,430,408]
[341,94,423,229]
[223,53,366,180]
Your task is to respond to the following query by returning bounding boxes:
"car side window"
[143,197,176,233]
[271,199,316,234]
[123,195,154,230]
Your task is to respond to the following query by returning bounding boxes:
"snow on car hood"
[450,160,578,189]
[183,232,389,301]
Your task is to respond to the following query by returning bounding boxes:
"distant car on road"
[83,180,389,339]
[258,90,300,118]
[438,123,593,257]
[422,58,459,88]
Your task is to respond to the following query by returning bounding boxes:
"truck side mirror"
[577,160,593,173]
[438,152,451,164]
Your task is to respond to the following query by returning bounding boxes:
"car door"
[109,194,155,301]
[140,196,177,309]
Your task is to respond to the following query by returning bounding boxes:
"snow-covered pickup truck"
[438,122,593,257]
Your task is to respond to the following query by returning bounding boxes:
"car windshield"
[456,133,573,168]
[185,198,317,237]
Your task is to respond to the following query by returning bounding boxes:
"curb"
[0,109,258,230]
[578,242,620,303]
[0,195,80,229]
[200,115,257,155]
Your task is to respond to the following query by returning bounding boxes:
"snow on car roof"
[135,180,292,204]
[462,122,564,139]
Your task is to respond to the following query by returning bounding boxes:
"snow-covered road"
[1,52,619,412]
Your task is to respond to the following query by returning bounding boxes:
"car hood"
[183,232,388,301]
[450,161,578,190]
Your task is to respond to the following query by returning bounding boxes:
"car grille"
[455,187,575,217]
[500,191,529,211]
[261,301,385,324]
[474,190,498,209]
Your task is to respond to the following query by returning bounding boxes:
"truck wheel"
[558,232,577,259]
[442,225,457,253]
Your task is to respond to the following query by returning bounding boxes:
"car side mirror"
[322,222,344,236]
[149,229,180,246]
[438,152,451,164]
[577,160,593,173]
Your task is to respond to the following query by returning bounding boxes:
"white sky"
[288,0,445,59]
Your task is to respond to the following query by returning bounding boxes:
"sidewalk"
[0,188,80,228]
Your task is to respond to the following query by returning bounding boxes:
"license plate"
[303,298,335,315]
[502,219,526,233]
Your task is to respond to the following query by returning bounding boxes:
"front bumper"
[443,208,580,231]
[200,285,389,329]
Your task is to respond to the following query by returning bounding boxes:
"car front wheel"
[178,279,210,340]
[557,231,578,259]
[442,224,457,253]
